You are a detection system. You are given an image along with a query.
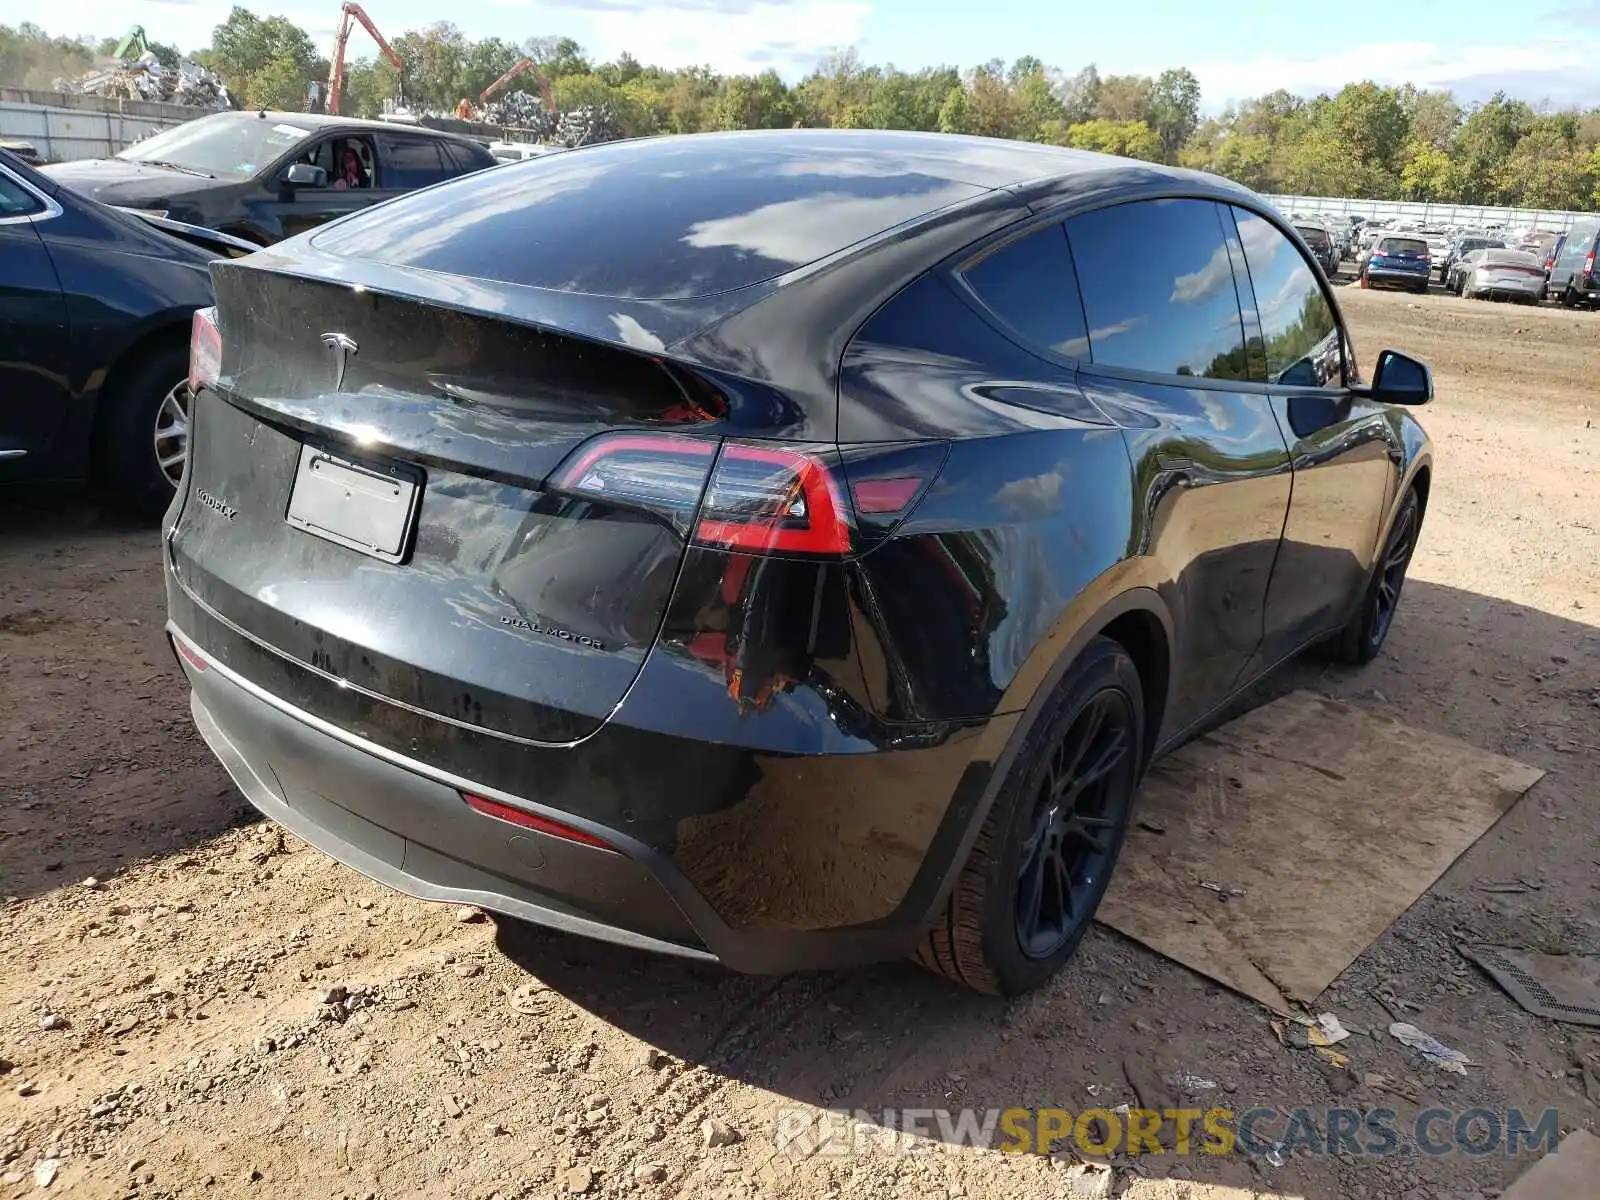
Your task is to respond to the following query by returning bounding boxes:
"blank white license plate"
[285,444,420,563]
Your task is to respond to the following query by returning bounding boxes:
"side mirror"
[1368,348,1433,406]
[281,162,326,188]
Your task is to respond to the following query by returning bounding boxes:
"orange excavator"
[477,56,555,115]
[325,3,406,117]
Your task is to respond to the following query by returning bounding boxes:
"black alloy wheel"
[918,636,1144,995]
[1014,690,1134,959]
[1326,488,1421,665]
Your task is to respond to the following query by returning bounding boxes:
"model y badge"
[320,332,359,391]
[196,490,237,520]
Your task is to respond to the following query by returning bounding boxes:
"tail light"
[189,306,221,395]
[461,792,614,850]
[553,433,945,558]
[1585,250,1596,278]
[696,443,850,555]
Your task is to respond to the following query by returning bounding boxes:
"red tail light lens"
[1585,251,1596,276]
[695,442,851,556]
[189,306,221,395]
[550,434,943,558]
[461,792,615,850]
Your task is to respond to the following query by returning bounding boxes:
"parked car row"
[2,111,494,514]
[1323,212,1600,307]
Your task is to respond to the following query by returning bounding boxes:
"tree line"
[5,13,1599,211]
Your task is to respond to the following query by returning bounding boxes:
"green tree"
[937,83,975,135]
[207,8,318,110]
[1094,74,1152,123]
[1399,140,1456,200]
[711,71,794,130]
[1148,67,1200,162]
[1064,118,1161,160]
[1055,64,1100,125]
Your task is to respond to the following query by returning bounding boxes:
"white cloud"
[580,0,870,77]
[1182,37,1600,109]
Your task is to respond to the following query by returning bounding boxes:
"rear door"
[376,135,457,192]
[1550,217,1599,294]
[0,163,71,476]
[1228,204,1397,665]
[1064,198,1292,736]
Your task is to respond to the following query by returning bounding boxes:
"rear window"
[1378,238,1427,255]
[1295,225,1330,247]
[312,136,984,300]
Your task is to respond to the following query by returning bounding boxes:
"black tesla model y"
[165,130,1433,995]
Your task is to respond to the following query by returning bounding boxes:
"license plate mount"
[285,444,421,564]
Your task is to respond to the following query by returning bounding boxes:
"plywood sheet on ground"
[1097,690,1543,1012]
[1500,1129,1600,1200]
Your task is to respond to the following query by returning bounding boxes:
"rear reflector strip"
[851,476,924,515]
[173,636,209,673]
[461,792,615,850]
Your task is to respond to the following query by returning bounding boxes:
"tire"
[916,637,1145,995]
[1325,488,1421,666]
[1559,284,1576,308]
[103,341,191,520]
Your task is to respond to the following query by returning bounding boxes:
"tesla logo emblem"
[320,332,358,391]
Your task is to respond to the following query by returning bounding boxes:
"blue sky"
[32,0,1600,110]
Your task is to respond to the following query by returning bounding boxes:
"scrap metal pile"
[478,91,621,148]
[56,53,232,110]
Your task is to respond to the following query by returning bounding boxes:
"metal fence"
[1263,193,1590,233]
[0,89,211,162]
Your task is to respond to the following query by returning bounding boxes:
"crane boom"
[326,3,406,117]
[477,56,555,113]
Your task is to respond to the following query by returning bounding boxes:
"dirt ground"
[2,285,1597,1200]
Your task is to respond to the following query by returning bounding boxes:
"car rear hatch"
[169,264,731,745]
[1372,239,1430,271]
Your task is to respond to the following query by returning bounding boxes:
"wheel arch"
[907,584,1176,932]
[88,316,192,479]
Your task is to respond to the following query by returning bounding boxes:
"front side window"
[380,138,451,189]
[0,171,44,218]
[957,223,1090,359]
[1232,207,1341,388]
[1065,199,1250,381]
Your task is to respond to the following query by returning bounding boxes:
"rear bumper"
[1466,277,1543,300]
[184,645,716,961]
[169,611,1017,974]
[1365,266,1430,286]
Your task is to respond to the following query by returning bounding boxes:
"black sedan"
[1,149,257,515]
[41,110,495,246]
[166,131,1434,995]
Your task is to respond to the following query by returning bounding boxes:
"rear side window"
[443,142,490,174]
[1065,198,1249,381]
[1233,208,1341,388]
[380,138,451,189]
[1559,219,1598,262]
[957,224,1089,359]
